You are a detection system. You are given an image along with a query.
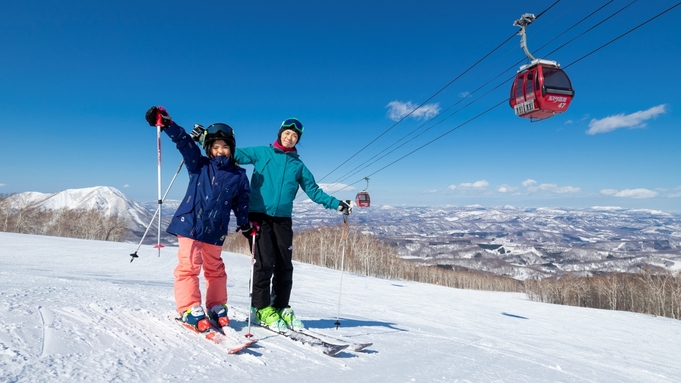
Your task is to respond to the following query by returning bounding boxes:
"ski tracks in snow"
[37,305,51,358]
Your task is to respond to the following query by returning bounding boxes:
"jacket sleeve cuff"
[163,122,184,140]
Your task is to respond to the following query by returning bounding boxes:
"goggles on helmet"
[200,123,235,149]
[280,118,304,135]
[206,123,234,137]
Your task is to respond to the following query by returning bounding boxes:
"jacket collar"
[211,155,233,168]
[273,140,297,153]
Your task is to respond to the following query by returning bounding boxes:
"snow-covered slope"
[1,232,680,382]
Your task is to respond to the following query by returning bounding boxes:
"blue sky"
[1,0,680,212]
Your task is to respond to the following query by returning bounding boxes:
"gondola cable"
[327,0,649,186]
[317,1,562,184]
[329,1,681,193]
[564,1,680,70]
[328,0,614,185]
[316,29,517,184]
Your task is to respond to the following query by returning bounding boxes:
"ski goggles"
[280,118,304,135]
[206,123,235,137]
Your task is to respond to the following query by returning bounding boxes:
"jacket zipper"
[277,153,288,215]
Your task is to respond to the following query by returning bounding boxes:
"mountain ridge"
[3,186,680,279]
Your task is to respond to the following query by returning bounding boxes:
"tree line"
[222,224,524,293]
[0,194,128,241]
[524,271,681,320]
[223,223,681,320]
[2,193,678,321]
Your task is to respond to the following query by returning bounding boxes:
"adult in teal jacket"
[234,118,351,332]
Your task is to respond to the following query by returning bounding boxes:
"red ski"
[175,318,256,354]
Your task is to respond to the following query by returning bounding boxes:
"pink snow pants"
[174,236,227,314]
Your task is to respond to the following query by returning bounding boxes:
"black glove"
[145,106,172,129]
[190,124,205,142]
[337,200,352,215]
[237,222,255,239]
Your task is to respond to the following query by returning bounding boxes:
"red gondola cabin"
[355,191,370,208]
[509,59,574,121]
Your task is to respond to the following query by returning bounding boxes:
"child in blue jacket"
[145,106,251,332]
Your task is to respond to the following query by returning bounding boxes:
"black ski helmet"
[203,123,236,157]
[277,117,304,144]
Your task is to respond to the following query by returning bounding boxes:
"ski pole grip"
[250,222,260,237]
[344,200,352,216]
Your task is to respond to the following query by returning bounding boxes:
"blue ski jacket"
[163,122,250,245]
[234,145,340,218]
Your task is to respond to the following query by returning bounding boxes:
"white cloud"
[386,101,440,122]
[422,189,439,194]
[448,180,488,193]
[459,180,489,190]
[319,183,353,193]
[123,184,130,188]
[587,104,667,135]
[540,184,580,194]
[524,181,580,194]
[600,188,658,199]
[0,183,5,187]
[521,178,579,194]
[521,179,537,187]
[567,114,591,125]
[671,186,681,197]
[498,185,518,193]
[459,91,471,98]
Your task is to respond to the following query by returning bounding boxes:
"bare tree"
[525,269,681,320]
[0,206,130,242]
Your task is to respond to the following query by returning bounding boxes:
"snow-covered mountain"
[4,187,680,279]
[2,186,173,244]
[291,201,681,279]
[1,232,680,383]
[3,186,149,226]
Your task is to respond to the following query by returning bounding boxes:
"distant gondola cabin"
[509,59,574,121]
[355,191,370,208]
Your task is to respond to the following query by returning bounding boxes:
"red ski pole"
[153,115,165,256]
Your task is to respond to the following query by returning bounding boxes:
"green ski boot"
[279,307,305,331]
[256,306,287,332]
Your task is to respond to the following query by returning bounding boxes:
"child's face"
[280,129,299,148]
[210,140,232,158]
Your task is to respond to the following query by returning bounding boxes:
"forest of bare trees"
[524,270,681,320]
[0,195,128,241]
[3,191,679,321]
[223,224,523,293]
[224,224,681,320]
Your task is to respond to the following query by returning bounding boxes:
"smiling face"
[210,139,232,158]
[280,129,299,148]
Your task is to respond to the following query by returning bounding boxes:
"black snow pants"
[248,212,294,310]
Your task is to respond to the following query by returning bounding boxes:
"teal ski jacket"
[235,145,340,217]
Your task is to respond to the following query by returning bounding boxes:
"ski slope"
[1,232,680,382]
